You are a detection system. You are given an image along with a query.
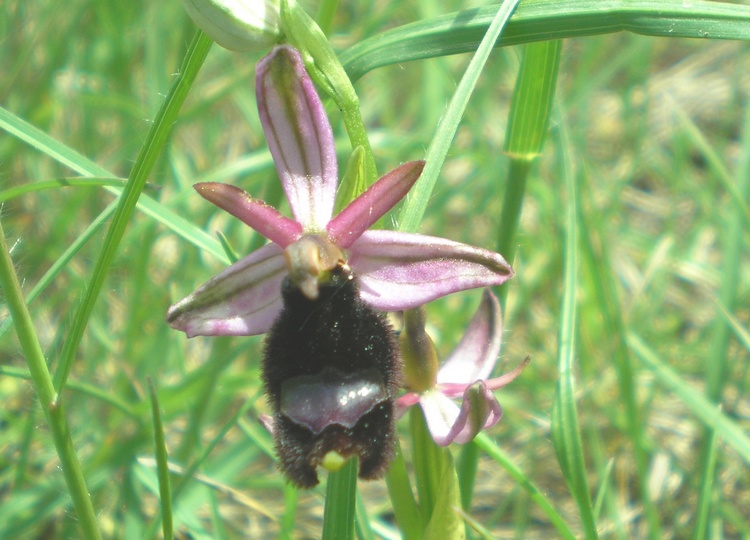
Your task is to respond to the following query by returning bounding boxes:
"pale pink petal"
[418,390,461,446]
[437,290,502,387]
[256,45,337,230]
[420,382,502,446]
[439,356,530,398]
[395,392,422,419]
[195,182,303,248]
[327,161,425,248]
[348,230,514,311]
[166,243,286,337]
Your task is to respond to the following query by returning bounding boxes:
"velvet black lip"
[262,264,400,488]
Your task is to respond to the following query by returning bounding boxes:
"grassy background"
[1,0,749,538]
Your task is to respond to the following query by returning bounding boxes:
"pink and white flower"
[166,45,514,338]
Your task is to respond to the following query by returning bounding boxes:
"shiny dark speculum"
[262,265,400,488]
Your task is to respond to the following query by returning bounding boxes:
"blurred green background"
[1,0,749,538]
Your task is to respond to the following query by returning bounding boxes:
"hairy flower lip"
[166,45,515,338]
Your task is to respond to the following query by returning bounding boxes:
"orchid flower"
[166,45,514,338]
[396,290,529,447]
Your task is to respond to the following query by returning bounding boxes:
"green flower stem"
[496,38,560,303]
[0,221,102,539]
[322,458,358,540]
[281,0,378,193]
[53,30,213,392]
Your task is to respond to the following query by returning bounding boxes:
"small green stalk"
[0,220,102,539]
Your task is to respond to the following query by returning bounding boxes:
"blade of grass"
[473,433,575,540]
[0,218,102,539]
[496,39,560,272]
[397,0,522,232]
[355,489,376,540]
[693,95,750,539]
[0,200,117,339]
[54,30,213,392]
[148,378,173,540]
[0,177,129,202]
[142,393,258,539]
[577,167,661,535]
[626,333,750,465]
[549,122,598,539]
[384,440,423,540]
[0,79,228,266]
[341,0,750,82]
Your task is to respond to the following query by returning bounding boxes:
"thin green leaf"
[410,406,449,529]
[0,217,102,539]
[694,78,750,538]
[423,450,464,540]
[496,39,561,293]
[148,378,173,540]
[341,0,750,82]
[398,0,522,232]
[627,333,750,465]
[384,440,423,540]
[473,434,575,540]
[54,30,213,392]
[0,177,129,202]
[549,123,598,538]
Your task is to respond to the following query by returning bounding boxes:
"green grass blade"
[0,201,116,339]
[694,91,750,539]
[384,440,423,540]
[0,219,102,540]
[148,379,173,540]
[473,434,575,540]
[397,0,522,232]
[627,333,750,465]
[577,177,661,536]
[341,0,750,82]
[54,30,213,392]
[497,38,561,282]
[0,177,128,202]
[549,125,598,539]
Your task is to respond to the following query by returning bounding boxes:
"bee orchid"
[166,45,514,339]
[396,290,529,446]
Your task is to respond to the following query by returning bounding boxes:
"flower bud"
[400,307,440,393]
[183,0,281,51]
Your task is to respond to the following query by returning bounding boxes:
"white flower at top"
[183,0,280,51]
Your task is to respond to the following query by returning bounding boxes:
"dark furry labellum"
[262,265,400,488]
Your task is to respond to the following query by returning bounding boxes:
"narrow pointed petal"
[166,243,286,337]
[420,382,502,446]
[437,290,502,386]
[327,161,425,248]
[256,45,337,230]
[439,356,531,398]
[195,182,302,248]
[395,392,422,419]
[348,230,514,311]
